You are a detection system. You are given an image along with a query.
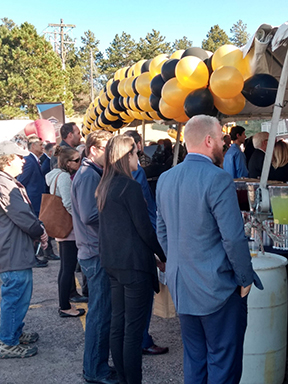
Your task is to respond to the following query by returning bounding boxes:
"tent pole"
[173,123,182,167]
[260,47,288,189]
[142,120,146,145]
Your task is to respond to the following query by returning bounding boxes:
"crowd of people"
[1,115,287,383]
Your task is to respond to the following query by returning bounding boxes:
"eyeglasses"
[70,157,80,163]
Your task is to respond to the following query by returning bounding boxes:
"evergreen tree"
[171,36,193,52]
[230,20,250,47]
[99,32,138,79]
[201,25,230,52]
[137,29,170,59]
[0,20,73,119]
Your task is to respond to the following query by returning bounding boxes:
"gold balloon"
[123,97,130,110]
[212,92,246,115]
[174,112,189,124]
[130,110,143,120]
[87,115,94,124]
[124,76,136,98]
[114,68,122,81]
[134,60,147,77]
[90,108,97,120]
[212,45,252,79]
[98,117,109,129]
[159,98,185,119]
[106,78,115,100]
[109,100,119,115]
[140,112,153,121]
[104,108,118,122]
[137,94,154,112]
[96,104,103,116]
[170,50,185,59]
[127,64,136,78]
[100,92,109,108]
[176,56,209,90]
[99,88,104,97]
[149,54,168,78]
[135,72,152,98]
[129,97,141,112]
[210,66,244,99]
[119,66,129,80]
[118,78,128,98]
[161,78,191,108]
[148,110,160,120]
[120,111,134,122]
[82,126,91,136]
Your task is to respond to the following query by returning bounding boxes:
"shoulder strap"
[53,172,62,195]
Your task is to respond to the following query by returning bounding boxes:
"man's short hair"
[44,142,54,152]
[60,122,76,140]
[27,135,41,150]
[124,130,142,144]
[230,126,245,141]
[252,131,269,149]
[85,131,113,157]
[184,115,220,148]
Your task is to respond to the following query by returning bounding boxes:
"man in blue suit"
[156,115,263,384]
[18,135,47,267]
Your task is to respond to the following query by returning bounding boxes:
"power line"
[43,19,76,69]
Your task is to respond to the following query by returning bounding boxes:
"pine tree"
[137,29,170,59]
[230,20,250,47]
[171,36,193,52]
[201,25,230,52]
[0,20,73,119]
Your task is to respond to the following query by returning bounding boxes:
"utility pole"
[43,19,76,69]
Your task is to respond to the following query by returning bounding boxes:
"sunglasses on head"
[70,157,80,163]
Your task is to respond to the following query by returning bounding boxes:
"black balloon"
[100,112,113,125]
[111,80,120,98]
[181,47,209,61]
[150,74,165,98]
[118,96,126,111]
[242,74,279,107]
[149,94,160,111]
[134,95,143,111]
[161,59,179,82]
[94,107,100,118]
[125,67,130,77]
[98,101,106,111]
[204,56,213,77]
[132,77,139,95]
[184,88,214,118]
[141,59,152,73]
[107,104,119,117]
[111,119,125,129]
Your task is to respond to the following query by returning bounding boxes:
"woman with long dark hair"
[45,146,85,318]
[96,135,166,384]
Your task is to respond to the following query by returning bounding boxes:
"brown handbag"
[39,173,73,238]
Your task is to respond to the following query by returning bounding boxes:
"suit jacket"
[156,153,262,316]
[248,149,274,179]
[18,153,46,217]
[41,154,51,193]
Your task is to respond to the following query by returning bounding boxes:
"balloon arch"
[82,44,278,137]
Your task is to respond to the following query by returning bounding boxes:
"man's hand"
[241,284,252,298]
[156,260,166,273]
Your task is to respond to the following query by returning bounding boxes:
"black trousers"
[108,270,153,384]
[58,241,78,310]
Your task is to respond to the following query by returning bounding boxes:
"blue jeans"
[78,257,112,381]
[0,269,33,346]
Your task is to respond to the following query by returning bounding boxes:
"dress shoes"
[84,371,119,383]
[70,294,88,303]
[142,344,169,355]
[59,308,85,318]
[44,253,60,261]
[33,257,48,268]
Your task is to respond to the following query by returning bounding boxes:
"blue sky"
[1,0,287,54]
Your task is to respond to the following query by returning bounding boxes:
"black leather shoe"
[142,344,169,355]
[84,371,119,383]
[33,257,48,268]
[44,253,60,261]
[70,294,88,303]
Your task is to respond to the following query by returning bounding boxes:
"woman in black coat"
[270,140,288,182]
[96,135,166,384]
